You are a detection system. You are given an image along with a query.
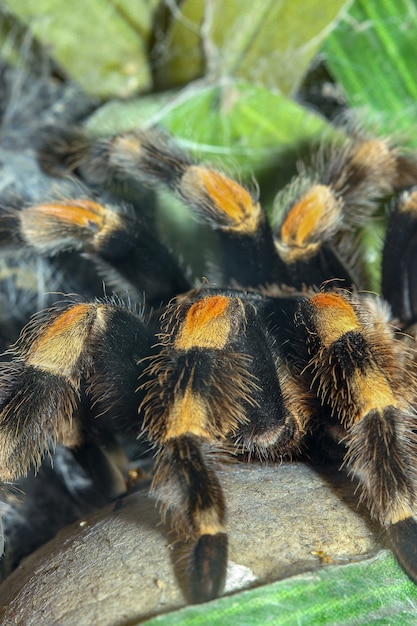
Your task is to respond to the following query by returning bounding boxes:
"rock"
[0,462,381,625]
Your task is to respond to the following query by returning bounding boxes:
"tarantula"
[1,75,417,604]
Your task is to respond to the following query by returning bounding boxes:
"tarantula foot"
[190,532,228,603]
[387,518,417,583]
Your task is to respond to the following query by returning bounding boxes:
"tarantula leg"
[382,189,417,324]
[274,137,417,289]
[0,303,101,482]
[66,129,286,287]
[0,300,153,493]
[274,183,350,288]
[154,435,228,602]
[141,291,310,600]
[386,517,417,584]
[0,360,81,482]
[296,290,417,580]
[141,294,258,601]
[13,198,189,305]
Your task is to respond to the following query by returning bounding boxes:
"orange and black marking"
[299,291,401,424]
[141,292,294,601]
[177,165,279,287]
[109,129,192,185]
[7,108,417,605]
[308,292,360,347]
[66,127,286,289]
[297,289,417,529]
[277,184,342,263]
[0,302,103,481]
[174,295,244,351]
[91,130,262,235]
[23,199,107,229]
[180,166,262,234]
[18,193,190,305]
[0,300,153,491]
[23,303,105,381]
[142,295,251,602]
[341,138,397,194]
[273,181,354,288]
[20,199,124,253]
[140,291,316,601]
[142,294,252,445]
[152,432,228,602]
[271,135,417,291]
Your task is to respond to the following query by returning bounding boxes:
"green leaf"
[323,0,417,142]
[142,552,417,626]
[206,0,353,95]
[155,0,353,95]
[152,0,206,87]
[1,0,156,98]
[85,80,332,172]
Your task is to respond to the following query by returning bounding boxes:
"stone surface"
[0,462,381,625]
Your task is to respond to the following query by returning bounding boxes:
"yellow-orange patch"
[175,296,234,350]
[27,304,95,376]
[311,292,354,313]
[349,139,392,173]
[389,510,416,525]
[310,292,359,346]
[164,388,209,440]
[357,371,396,416]
[196,509,227,535]
[186,296,229,330]
[191,167,261,233]
[29,200,106,229]
[280,185,337,247]
[45,304,92,335]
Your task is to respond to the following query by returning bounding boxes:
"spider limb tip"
[189,532,228,603]
[387,517,417,583]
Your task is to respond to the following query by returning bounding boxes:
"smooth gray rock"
[0,462,381,625]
